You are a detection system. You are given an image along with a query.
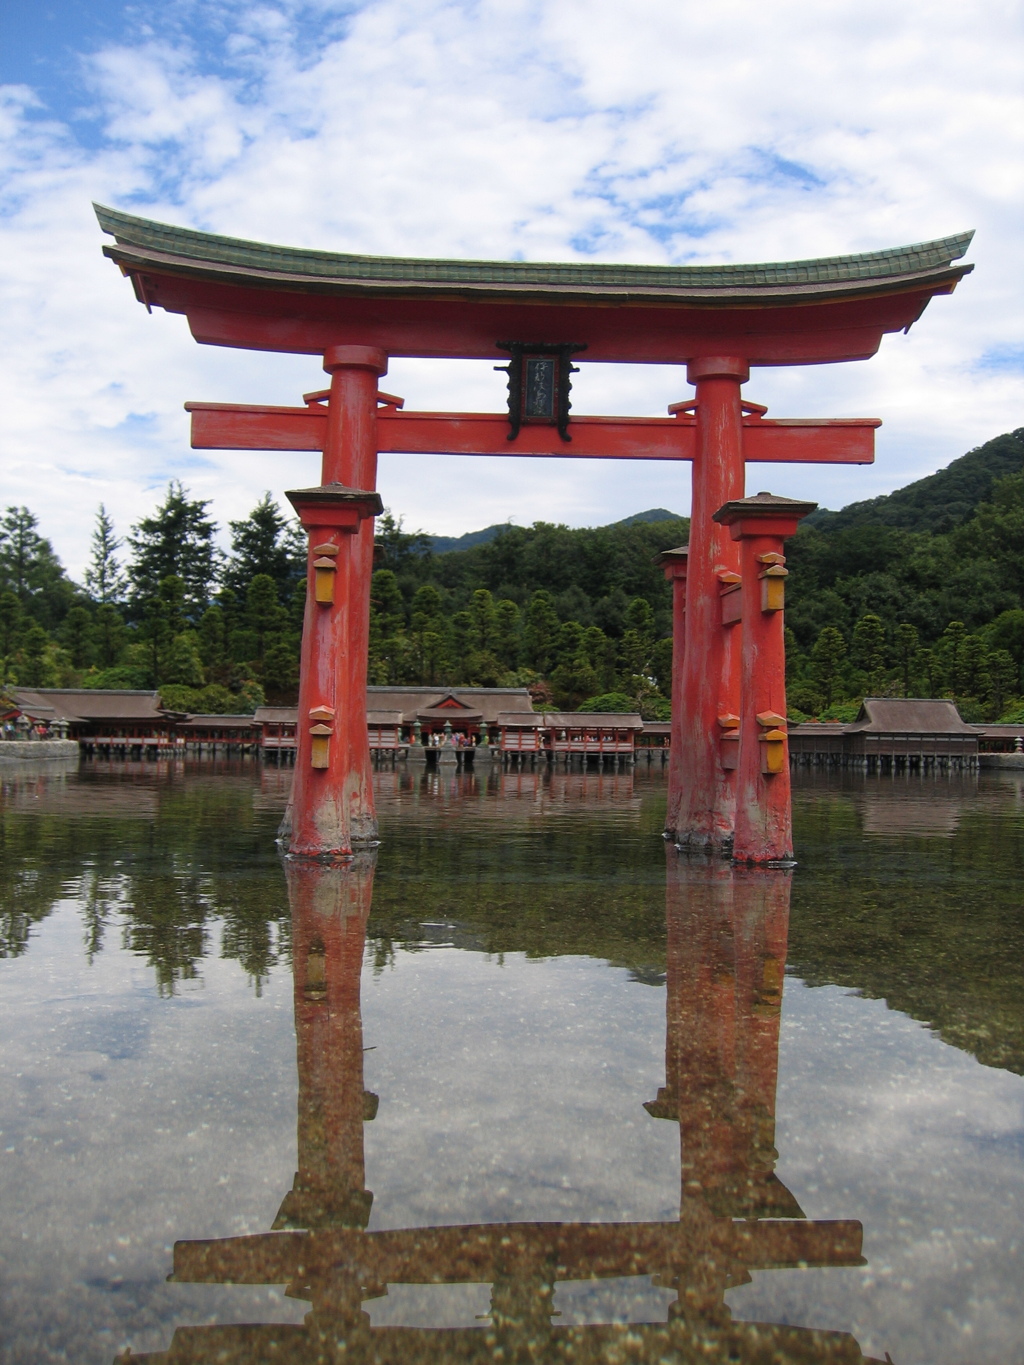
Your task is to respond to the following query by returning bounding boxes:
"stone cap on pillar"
[286,483,384,531]
[712,491,817,540]
[654,544,689,580]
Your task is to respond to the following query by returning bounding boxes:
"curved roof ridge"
[94,204,973,290]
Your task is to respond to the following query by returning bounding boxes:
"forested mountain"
[807,428,1024,535]
[3,428,1024,723]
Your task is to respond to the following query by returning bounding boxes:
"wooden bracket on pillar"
[756,711,788,776]
[758,553,789,613]
[718,713,740,771]
[285,483,384,531]
[718,571,742,625]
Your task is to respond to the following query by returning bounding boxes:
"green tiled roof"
[95,203,973,296]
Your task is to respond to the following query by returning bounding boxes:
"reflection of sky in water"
[0,766,1022,1362]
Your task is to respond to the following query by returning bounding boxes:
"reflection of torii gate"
[96,207,972,859]
[123,856,886,1363]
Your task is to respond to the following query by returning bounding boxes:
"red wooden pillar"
[712,493,816,864]
[671,357,747,851]
[285,485,383,858]
[323,345,388,844]
[656,544,688,825]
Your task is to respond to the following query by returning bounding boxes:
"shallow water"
[1,760,1022,1363]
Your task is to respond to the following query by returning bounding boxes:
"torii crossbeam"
[96,205,972,859]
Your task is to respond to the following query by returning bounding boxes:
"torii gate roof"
[95,204,973,366]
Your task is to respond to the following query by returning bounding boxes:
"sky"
[0,0,1021,579]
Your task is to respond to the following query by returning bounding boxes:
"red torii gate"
[95,206,972,860]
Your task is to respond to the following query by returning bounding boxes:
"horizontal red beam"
[187,402,878,464]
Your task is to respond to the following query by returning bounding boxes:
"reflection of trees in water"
[5,767,1024,1073]
[790,785,1024,1074]
[127,852,875,1364]
[0,774,291,992]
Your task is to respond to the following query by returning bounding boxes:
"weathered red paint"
[670,359,747,851]
[657,546,689,849]
[186,400,880,464]
[285,485,382,858]
[98,210,970,862]
[714,494,817,863]
[126,273,959,365]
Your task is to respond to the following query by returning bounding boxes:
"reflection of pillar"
[648,851,800,1222]
[674,357,747,851]
[656,544,688,835]
[285,486,382,857]
[275,855,378,1232]
[713,493,815,864]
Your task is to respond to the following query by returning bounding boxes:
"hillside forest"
[2,427,1024,724]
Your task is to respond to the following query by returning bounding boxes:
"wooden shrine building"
[96,205,973,861]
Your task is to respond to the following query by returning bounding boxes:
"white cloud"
[0,0,1021,576]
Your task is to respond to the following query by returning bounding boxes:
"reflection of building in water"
[124,855,883,1363]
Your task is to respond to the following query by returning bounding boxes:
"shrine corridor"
[0,762,1022,1365]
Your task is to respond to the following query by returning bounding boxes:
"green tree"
[494,599,521,669]
[986,649,1017,718]
[224,494,305,599]
[127,482,220,618]
[245,574,287,663]
[374,510,432,574]
[915,647,940,697]
[163,631,206,687]
[524,590,560,672]
[958,635,987,699]
[0,591,23,659]
[811,626,847,708]
[852,614,887,693]
[84,505,126,604]
[93,603,126,670]
[550,621,600,708]
[140,575,188,686]
[14,621,51,686]
[893,622,919,697]
[198,604,230,684]
[469,589,497,654]
[409,584,447,685]
[60,605,94,670]
[262,638,299,700]
[940,621,968,693]
[369,570,408,683]
[0,506,73,627]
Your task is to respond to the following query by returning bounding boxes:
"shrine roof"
[95,205,973,306]
[846,697,977,734]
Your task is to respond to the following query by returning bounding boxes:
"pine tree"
[524,590,560,672]
[0,591,23,659]
[127,482,220,619]
[894,622,919,697]
[811,627,847,708]
[93,603,126,670]
[84,505,126,604]
[224,494,305,599]
[852,614,887,693]
[0,506,72,627]
[246,574,287,662]
[60,605,94,670]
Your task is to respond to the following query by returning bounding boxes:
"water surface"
[1,761,1022,1363]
